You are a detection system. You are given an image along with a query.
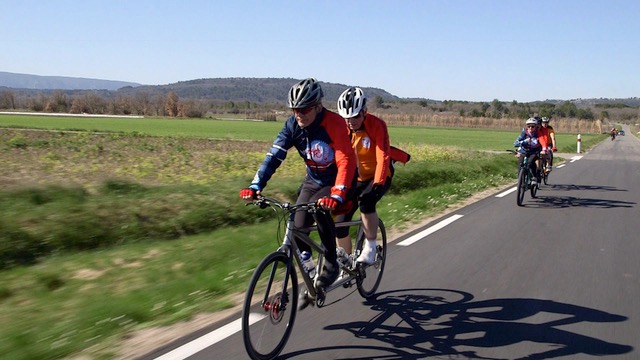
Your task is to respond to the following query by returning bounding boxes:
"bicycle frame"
[283,216,364,300]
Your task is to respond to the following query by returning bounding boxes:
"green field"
[0,114,592,152]
[0,115,607,360]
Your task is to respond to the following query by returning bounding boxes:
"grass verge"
[0,151,519,360]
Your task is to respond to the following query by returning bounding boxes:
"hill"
[1,73,401,103]
[0,71,141,91]
[116,77,400,103]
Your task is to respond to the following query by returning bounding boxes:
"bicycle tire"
[529,174,539,199]
[530,169,538,198]
[242,251,297,360]
[355,219,387,298]
[516,167,526,206]
[543,152,552,185]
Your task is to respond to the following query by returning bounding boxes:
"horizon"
[1,71,638,104]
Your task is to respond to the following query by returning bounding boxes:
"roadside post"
[577,134,581,153]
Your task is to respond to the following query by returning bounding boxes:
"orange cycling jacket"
[350,114,391,185]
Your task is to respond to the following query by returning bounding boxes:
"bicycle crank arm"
[323,273,356,293]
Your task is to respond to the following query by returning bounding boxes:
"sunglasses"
[526,125,536,128]
[293,105,316,115]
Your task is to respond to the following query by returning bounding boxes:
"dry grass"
[0,129,303,192]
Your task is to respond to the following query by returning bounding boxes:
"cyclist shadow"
[526,184,635,209]
[545,184,628,193]
[321,288,633,359]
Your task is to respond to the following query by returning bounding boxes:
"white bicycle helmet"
[542,117,550,123]
[337,87,367,118]
[287,78,323,109]
[525,117,538,126]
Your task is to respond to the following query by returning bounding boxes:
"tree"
[44,91,69,113]
[373,95,385,109]
[69,93,107,114]
[491,99,504,113]
[556,101,577,118]
[481,102,490,114]
[165,91,180,117]
[0,90,16,109]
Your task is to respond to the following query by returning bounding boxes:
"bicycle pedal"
[297,289,314,311]
[315,289,326,307]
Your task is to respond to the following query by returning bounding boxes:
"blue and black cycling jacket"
[249,108,357,202]
[514,128,547,156]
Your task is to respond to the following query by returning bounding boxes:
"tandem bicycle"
[241,195,387,360]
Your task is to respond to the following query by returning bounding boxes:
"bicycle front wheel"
[355,219,387,298]
[516,167,526,206]
[242,252,298,360]
[530,170,538,198]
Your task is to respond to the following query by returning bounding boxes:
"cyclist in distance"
[541,117,557,171]
[240,78,357,290]
[334,87,392,265]
[514,117,549,185]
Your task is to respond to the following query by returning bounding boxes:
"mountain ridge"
[0,71,141,91]
[1,71,639,107]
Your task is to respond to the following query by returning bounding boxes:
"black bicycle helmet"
[287,78,324,109]
[337,87,367,118]
[534,116,542,125]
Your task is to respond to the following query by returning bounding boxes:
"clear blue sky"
[2,0,639,102]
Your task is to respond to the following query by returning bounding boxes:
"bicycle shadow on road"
[527,196,635,209]
[320,288,633,360]
[544,184,628,193]
[523,183,635,209]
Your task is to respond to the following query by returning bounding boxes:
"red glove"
[317,196,339,211]
[551,147,557,152]
[239,188,257,200]
[332,199,354,216]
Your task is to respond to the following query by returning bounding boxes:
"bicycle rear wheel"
[516,168,526,206]
[355,219,387,298]
[242,252,298,360]
[543,153,551,185]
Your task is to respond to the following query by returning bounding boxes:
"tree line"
[1,88,637,126]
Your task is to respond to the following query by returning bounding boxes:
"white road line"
[570,155,583,162]
[154,313,266,360]
[557,164,566,168]
[397,214,464,246]
[496,187,517,197]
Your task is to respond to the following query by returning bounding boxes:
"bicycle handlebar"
[247,196,320,213]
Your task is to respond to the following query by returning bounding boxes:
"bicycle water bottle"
[300,251,316,278]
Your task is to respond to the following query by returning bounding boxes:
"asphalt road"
[146,128,639,360]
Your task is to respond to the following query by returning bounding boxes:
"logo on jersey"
[306,140,334,165]
[362,137,371,149]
